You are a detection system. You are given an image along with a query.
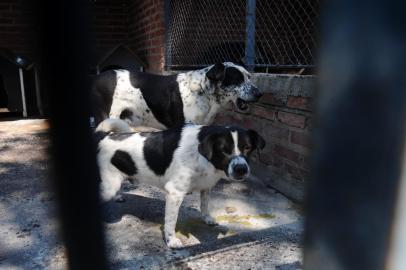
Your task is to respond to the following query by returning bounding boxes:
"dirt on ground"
[0,119,304,270]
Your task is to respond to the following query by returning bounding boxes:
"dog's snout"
[252,86,262,99]
[233,164,248,177]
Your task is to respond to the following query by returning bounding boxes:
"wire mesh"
[165,0,318,69]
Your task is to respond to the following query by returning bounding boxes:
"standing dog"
[91,62,262,129]
[96,119,265,248]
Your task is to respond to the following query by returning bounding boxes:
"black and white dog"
[91,62,262,129]
[96,119,265,248]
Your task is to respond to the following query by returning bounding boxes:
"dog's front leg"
[164,192,185,249]
[200,190,218,225]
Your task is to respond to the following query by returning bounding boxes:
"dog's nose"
[233,164,248,177]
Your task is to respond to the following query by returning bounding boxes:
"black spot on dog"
[198,126,234,173]
[143,126,183,175]
[146,109,150,113]
[108,133,134,141]
[129,72,185,128]
[111,150,137,176]
[198,125,265,175]
[222,67,244,87]
[206,63,225,81]
[120,109,133,120]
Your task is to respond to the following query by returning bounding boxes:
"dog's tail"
[96,118,132,133]
[94,118,132,144]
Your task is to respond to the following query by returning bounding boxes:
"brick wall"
[0,0,36,58]
[214,75,314,201]
[0,0,128,61]
[127,0,165,73]
[0,0,166,72]
[88,0,128,57]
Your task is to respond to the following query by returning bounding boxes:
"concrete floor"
[0,119,304,270]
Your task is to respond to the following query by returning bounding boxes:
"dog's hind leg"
[99,167,124,202]
[164,191,185,249]
[200,190,218,225]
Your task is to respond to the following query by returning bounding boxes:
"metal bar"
[36,1,108,269]
[245,0,256,71]
[166,64,315,69]
[34,65,44,116]
[164,0,172,70]
[18,68,27,117]
[304,1,406,270]
[387,143,406,269]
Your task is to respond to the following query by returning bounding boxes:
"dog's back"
[91,70,184,128]
[96,119,212,200]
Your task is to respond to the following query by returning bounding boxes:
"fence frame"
[164,0,317,70]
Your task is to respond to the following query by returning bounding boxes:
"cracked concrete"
[0,119,304,269]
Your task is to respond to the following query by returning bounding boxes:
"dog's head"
[205,62,262,111]
[198,126,265,181]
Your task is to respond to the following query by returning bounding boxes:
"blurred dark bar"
[36,1,108,269]
[305,1,406,270]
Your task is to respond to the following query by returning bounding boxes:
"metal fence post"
[245,0,256,71]
[304,1,406,269]
[164,0,172,71]
[36,0,108,268]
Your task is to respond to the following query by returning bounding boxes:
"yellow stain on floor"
[174,218,229,239]
[215,213,276,228]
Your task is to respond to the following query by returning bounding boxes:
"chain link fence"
[165,0,318,70]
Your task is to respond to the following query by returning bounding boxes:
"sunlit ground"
[0,119,303,269]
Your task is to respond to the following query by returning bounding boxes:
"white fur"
[227,130,249,180]
[95,118,132,133]
[97,120,229,248]
[109,70,167,129]
[108,63,257,129]
[227,156,250,180]
[231,131,241,155]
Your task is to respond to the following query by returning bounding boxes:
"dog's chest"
[179,87,220,125]
[189,170,221,191]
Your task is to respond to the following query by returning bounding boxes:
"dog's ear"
[247,129,266,151]
[198,135,214,161]
[223,67,245,87]
[206,63,225,82]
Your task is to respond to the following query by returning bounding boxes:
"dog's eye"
[243,145,252,152]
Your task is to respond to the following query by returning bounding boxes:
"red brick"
[260,153,284,168]
[287,96,313,111]
[262,123,289,141]
[150,38,163,46]
[149,46,162,54]
[274,145,300,164]
[260,93,285,106]
[284,163,307,181]
[290,131,311,148]
[214,111,236,123]
[251,105,275,121]
[277,111,306,128]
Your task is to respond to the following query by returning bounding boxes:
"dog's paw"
[114,194,126,203]
[166,237,183,249]
[203,215,218,226]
